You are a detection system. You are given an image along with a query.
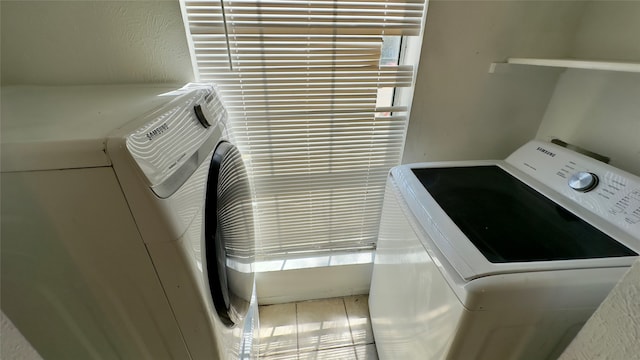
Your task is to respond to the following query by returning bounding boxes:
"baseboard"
[255,262,373,305]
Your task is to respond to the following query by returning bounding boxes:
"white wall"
[257,263,373,305]
[402,1,640,171]
[1,0,193,85]
[572,1,640,61]
[536,1,640,176]
[402,0,587,163]
[536,70,640,176]
[559,260,640,359]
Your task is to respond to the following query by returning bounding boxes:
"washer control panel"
[506,140,640,235]
[610,189,640,225]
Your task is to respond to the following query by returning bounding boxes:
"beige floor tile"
[260,353,300,360]
[354,344,378,360]
[297,298,353,352]
[344,295,375,345]
[298,346,357,360]
[259,303,299,356]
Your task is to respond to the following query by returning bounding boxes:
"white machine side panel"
[146,231,227,360]
[0,168,189,359]
[143,143,257,360]
[107,86,227,244]
[147,220,250,360]
[369,179,463,360]
[142,151,231,360]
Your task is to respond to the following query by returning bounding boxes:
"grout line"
[343,297,357,347]
[297,343,359,358]
[343,296,360,360]
[295,302,300,356]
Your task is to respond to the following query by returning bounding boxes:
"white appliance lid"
[411,165,636,262]
[1,84,184,172]
[393,140,640,282]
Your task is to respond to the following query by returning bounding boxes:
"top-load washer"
[1,84,258,359]
[369,140,640,360]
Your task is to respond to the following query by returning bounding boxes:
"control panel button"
[568,171,599,192]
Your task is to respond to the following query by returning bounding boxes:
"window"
[180,0,427,259]
[377,36,402,114]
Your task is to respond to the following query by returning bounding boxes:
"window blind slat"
[181,0,425,258]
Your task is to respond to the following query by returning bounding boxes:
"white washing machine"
[1,84,258,359]
[369,140,640,360]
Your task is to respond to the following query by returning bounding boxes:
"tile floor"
[258,295,378,360]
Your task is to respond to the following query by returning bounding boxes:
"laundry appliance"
[1,84,258,359]
[369,140,640,360]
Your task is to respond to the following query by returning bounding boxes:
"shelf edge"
[506,58,640,73]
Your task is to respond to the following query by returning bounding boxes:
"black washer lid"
[412,166,637,263]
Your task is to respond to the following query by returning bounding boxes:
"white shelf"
[489,58,640,73]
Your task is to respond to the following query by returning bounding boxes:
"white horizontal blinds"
[182,0,425,257]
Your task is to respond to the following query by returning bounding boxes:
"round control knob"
[194,104,212,128]
[568,171,599,192]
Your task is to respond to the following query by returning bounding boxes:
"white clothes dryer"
[1,84,258,359]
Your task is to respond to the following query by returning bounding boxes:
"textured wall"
[536,70,640,176]
[572,0,640,61]
[1,312,43,360]
[559,260,640,359]
[402,0,587,164]
[535,1,640,177]
[1,0,193,85]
